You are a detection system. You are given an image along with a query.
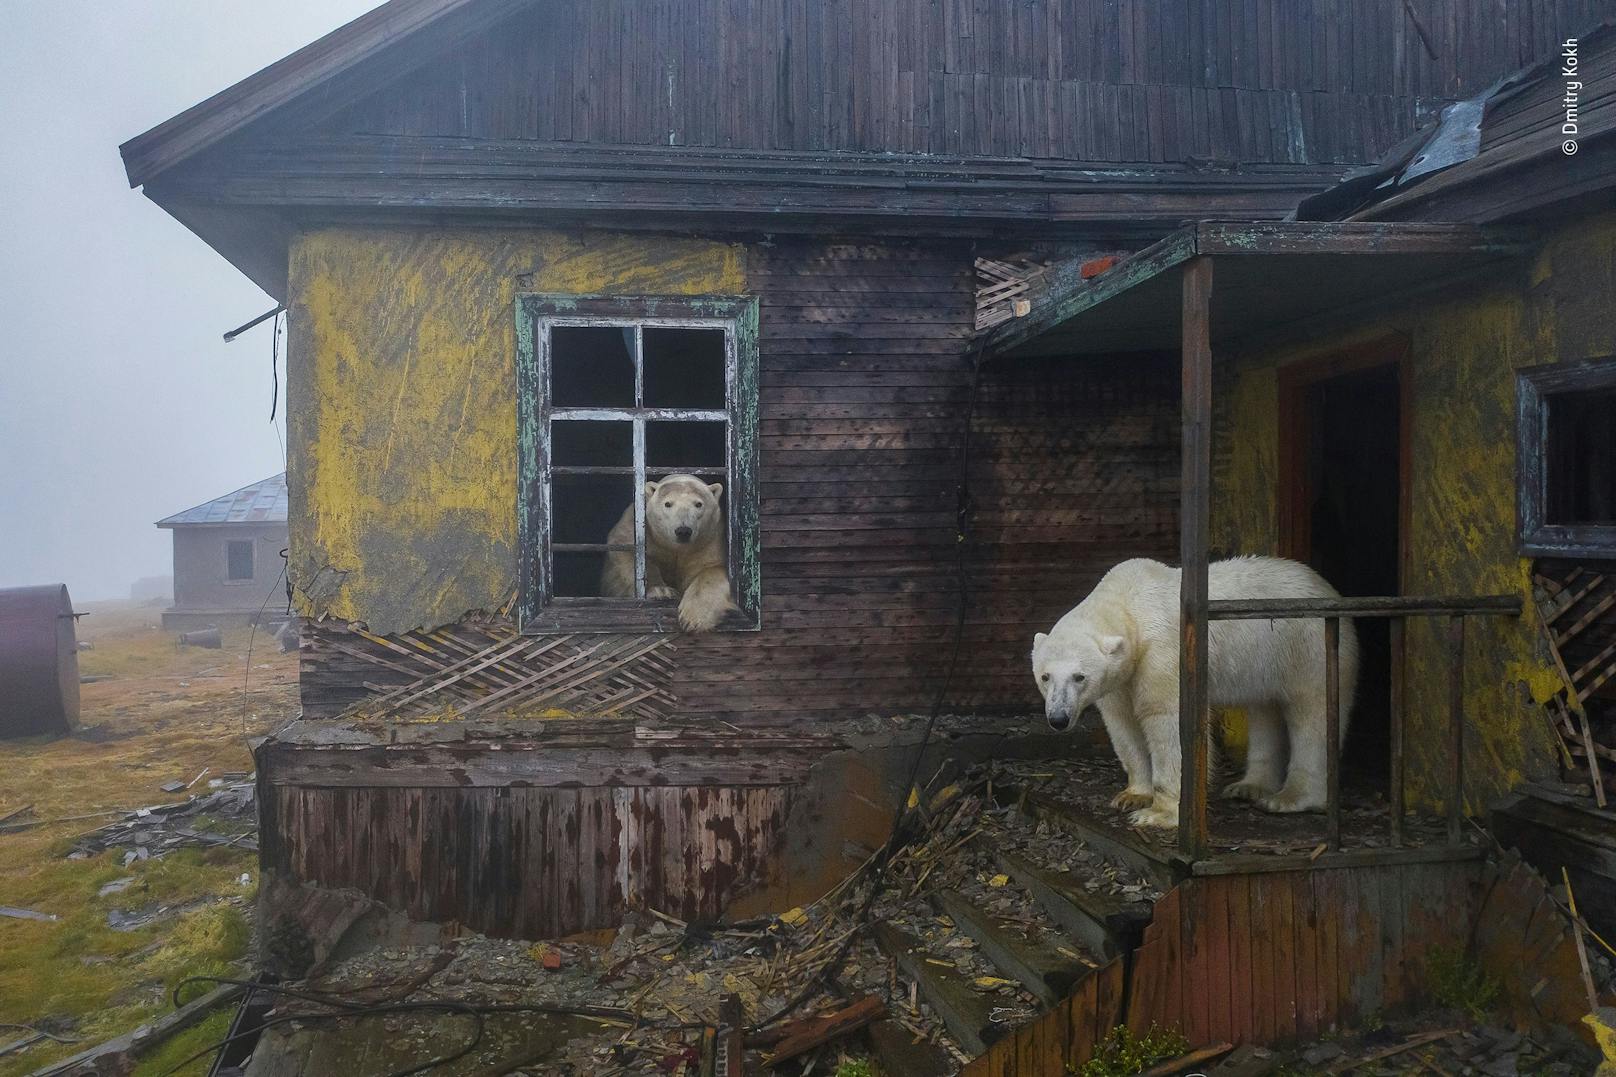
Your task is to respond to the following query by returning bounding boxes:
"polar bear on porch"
[601,473,737,632]
[1031,556,1358,829]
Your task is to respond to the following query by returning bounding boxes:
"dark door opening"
[1283,355,1404,785]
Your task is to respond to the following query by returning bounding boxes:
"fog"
[0,1,379,602]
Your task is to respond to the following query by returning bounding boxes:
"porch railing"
[1178,594,1522,859]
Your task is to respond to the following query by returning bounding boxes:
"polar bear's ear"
[707,482,723,498]
[1032,632,1047,652]
[644,481,660,498]
[1099,635,1126,657]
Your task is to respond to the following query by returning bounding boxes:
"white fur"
[1031,556,1358,829]
[600,474,737,632]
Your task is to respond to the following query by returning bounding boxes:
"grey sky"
[0,1,379,602]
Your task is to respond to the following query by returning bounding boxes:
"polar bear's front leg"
[1097,695,1154,811]
[677,565,737,633]
[1129,710,1181,829]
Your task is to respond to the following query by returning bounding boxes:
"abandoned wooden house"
[156,472,290,629]
[120,0,1616,1069]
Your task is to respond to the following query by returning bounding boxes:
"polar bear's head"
[645,474,724,548]
[1030,628,1127,732]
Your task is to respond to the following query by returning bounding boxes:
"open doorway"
[1279,342,1408,785]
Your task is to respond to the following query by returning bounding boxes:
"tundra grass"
[0,602,294,1077]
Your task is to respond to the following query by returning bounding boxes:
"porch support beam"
[1178,255,1214,859]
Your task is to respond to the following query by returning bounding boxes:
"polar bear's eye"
[664,501,673,508]
[694,501,703,509]
[1072,673,1086,683]
[1039,673,1049,682]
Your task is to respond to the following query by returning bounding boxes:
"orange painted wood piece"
[1079,255,1119,279]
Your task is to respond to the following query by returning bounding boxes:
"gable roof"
[157,473,288,528]
[119,0,535,188]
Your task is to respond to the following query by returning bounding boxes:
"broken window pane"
[551,474,636,548]
[552,550,607,598]
[552,420,632,468]
[551,326,636,408]
[643,327,726,409]
[646,420,727,473]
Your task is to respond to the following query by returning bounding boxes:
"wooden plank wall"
[294,237,1180,722]
[1125,863,1484,1046]
[319,0,1603,166]
[669,239,1180,724]
[265,784,789,937]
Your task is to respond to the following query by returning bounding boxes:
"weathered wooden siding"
[1212,209,1616,808]
[267,783,788,936]
[965,853,1589,1074]
[314,0,1600,166]
[293,229,1181,723]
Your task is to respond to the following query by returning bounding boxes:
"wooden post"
[1388,617,1405,847]
[1178,256,1213,860]
[1325,616,1341,850]
[1447,614,1466,845]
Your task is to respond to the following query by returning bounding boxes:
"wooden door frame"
[1276,336,1413,592]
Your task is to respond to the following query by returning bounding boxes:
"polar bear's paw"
[1256,789,1325,814]
[648,586,679,600]
[1110,789,1155,811]
[1221,779,1277,802]
[677,592,735,633]
[1128,805,1179,829]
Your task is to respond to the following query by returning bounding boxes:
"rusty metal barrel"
[0,584,81,738]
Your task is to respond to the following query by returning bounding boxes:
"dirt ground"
[0,600,297,1077]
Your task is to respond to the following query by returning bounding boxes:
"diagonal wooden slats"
[322,616,679,722]
[1530,561,1615,806]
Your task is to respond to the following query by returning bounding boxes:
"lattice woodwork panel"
[1531,559,1616,803]
[301,617,678,722]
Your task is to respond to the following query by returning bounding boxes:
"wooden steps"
[873,922,1007,1057]
[932,888,1093,1008]
[1015,789,1178,888]
[994,848,1152,960]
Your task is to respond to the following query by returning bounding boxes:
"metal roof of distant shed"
[156,474,288,528]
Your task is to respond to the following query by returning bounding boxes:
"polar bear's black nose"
[1047,711,1072,732]
[675,526,693,543]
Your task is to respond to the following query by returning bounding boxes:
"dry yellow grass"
[0,600,297,1076]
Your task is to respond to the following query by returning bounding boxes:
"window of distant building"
[226,539,255,581]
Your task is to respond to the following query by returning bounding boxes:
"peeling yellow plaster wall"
[1212,210,1616,809]
[286,228,745,635]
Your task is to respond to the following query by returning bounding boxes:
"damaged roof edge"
[980,220,1534,360]
[118,0,538,189]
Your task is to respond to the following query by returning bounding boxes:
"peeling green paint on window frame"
[515,293,762,633]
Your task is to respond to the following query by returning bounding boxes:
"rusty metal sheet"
[0,583,80,738]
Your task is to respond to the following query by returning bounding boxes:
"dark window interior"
[1546,387,1616,526]
[643,328,725,408]
[226,540,255,581]
[550,326,634,407]
[647,420,727,472]
[1299,364,1401,784]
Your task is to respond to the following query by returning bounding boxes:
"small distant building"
[156,474,288,629]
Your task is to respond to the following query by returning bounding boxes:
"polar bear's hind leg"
[1257,694,1330,813]
[1222,702,1286,801]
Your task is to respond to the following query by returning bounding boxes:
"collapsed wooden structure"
[119,1,1616,1070]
